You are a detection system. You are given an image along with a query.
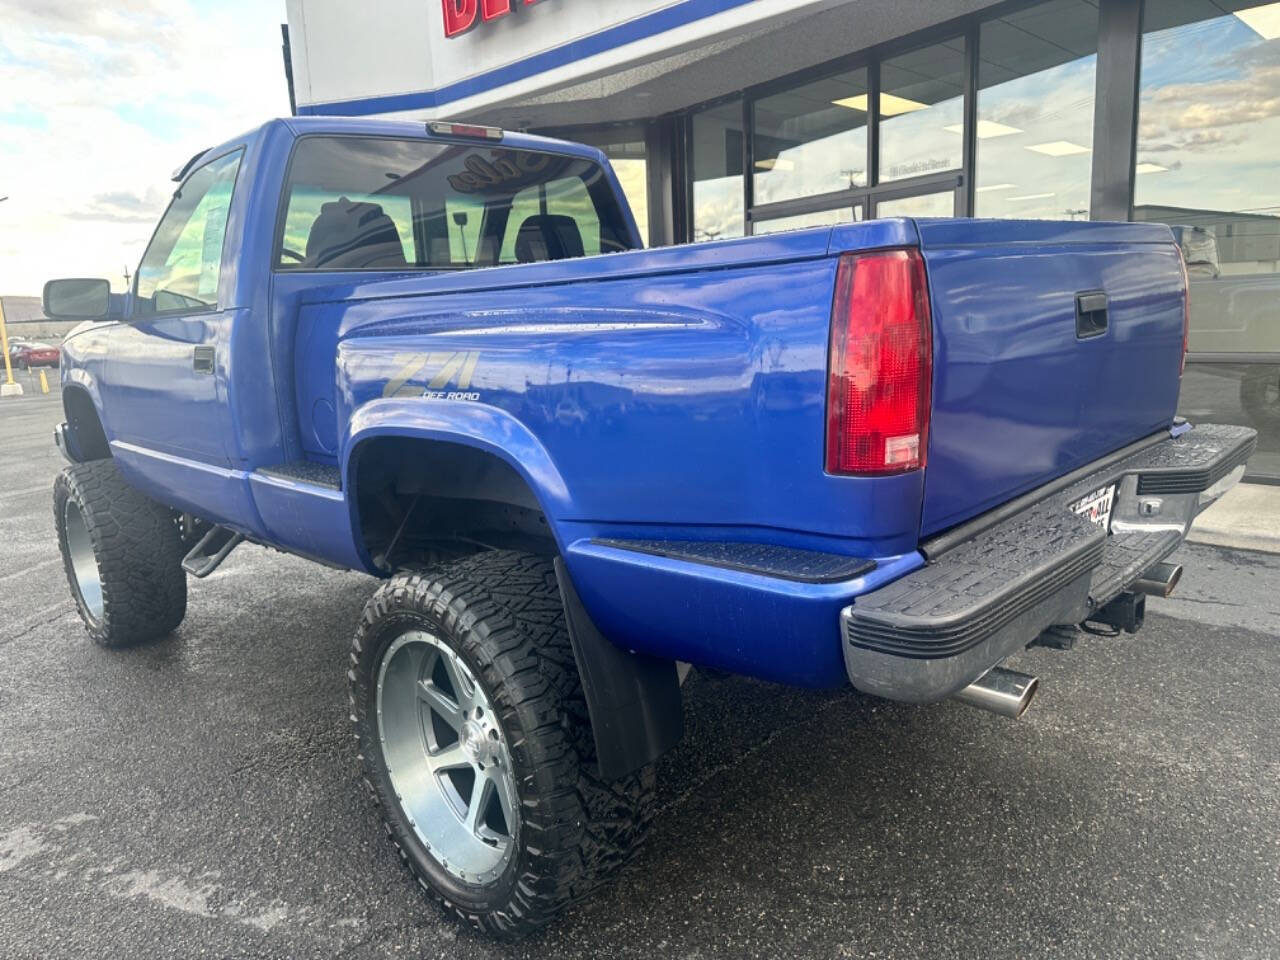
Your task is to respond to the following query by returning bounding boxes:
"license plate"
[1070,484,1116,530]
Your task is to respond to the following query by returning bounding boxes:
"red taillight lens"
[825,249,932,475]
[1176,244,1190,377]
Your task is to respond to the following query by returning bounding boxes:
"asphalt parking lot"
[2,383,1279,960]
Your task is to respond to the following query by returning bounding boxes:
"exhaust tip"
[953,666,1039,719]
[1135,561,1183,598]
[1011,674,1039,718]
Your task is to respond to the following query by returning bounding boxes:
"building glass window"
[975,0,1098,221]
[752,68,868,205]
[752,206,861,235]
[606,147,649,247]
[876,191,954,219]
[878,39,966,182]
[1138,1,1280,480]
[692,100,745,242]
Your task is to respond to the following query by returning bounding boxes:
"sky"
[0,0,289,295]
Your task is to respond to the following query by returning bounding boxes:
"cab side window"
[135,151,243,315]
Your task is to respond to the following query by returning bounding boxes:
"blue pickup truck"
[43,117,1255,937]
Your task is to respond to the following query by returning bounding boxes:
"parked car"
[42,117,1255,939]
[9,339,59,369]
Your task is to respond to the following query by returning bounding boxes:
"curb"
[1186,482,1280,555]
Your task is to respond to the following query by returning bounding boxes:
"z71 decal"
[382,351,481,400]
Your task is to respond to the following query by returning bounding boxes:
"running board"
[182,525,245,578]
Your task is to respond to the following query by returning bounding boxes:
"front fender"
[342,397,573,548]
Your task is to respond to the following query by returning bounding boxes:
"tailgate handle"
[1075,291,1109,339]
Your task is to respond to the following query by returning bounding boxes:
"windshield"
[276,136,636,272]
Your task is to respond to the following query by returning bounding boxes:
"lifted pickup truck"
[44,117,1254,938]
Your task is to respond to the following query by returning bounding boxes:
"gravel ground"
[1,385,1278,959]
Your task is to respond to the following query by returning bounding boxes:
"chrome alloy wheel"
[376,630,519,886]
[63,498,104,622]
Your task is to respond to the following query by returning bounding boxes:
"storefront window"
[752,69,868,205]
[752,206,861,235]
[975,0,1098,221]
[692,100,745,241]
[878,39,965,182]
[1138,1,1280,480]
[876,191,954,219]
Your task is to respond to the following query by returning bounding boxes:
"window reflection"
[558,128,649,246]
[878,39,965,182]
[692,100,745,241]
[1138,1,1280,478]
[975,0,1098,221]
[752,69,868,205]
[136,151,242,314]
[876,191,954,219]
[752,206,861,235]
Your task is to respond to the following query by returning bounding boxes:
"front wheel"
[349,551,656,939]
[53,459,187,646]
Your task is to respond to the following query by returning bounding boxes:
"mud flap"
[554,557,683,781]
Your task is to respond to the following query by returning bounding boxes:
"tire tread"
[349,550,655,939]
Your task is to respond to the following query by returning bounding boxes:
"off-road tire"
[349,550,656,939]
[53,459,187,646]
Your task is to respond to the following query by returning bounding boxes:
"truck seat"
[514,214,584,263]
[305,197,408,270]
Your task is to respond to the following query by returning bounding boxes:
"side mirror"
[43,278,112,320]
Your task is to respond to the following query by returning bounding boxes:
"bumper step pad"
[844,501,1101,659]
[841,424,1256,703]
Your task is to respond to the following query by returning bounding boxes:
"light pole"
[0,195,24,397]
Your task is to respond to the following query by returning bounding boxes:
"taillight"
[1176,244,1190,377]
[825,248,932,475]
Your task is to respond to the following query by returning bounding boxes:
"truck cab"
[56,118,642,571]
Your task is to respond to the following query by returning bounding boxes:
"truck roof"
[278,116,605,163]
[180,116,609,187]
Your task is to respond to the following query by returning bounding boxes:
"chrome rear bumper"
[840,424,1256,704]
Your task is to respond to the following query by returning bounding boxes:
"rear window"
[276,136,635,272]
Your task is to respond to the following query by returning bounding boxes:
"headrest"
[513,214,585,263]
[304,197,407,270]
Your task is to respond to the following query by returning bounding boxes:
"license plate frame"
[1069,483,1117,531]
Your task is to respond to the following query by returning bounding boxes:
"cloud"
[0,1,177,42]
[65,188,171,224]
[1140,64,1280,137]
[0,0,288,294]
[1139,129,1243,153]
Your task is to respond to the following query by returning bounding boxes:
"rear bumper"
[840,423,1257,704]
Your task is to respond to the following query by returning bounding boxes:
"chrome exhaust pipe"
[953,667,1039,719]
[1134,561,1182,598]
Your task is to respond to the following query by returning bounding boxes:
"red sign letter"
[442,0,477,37]
[480,0,511,21]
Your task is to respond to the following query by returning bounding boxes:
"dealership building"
[283,0,1280,481]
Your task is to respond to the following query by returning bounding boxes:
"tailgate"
[916,219,1186,536]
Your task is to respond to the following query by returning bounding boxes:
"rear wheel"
[53,459,187,647]
[349,551,656,939]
